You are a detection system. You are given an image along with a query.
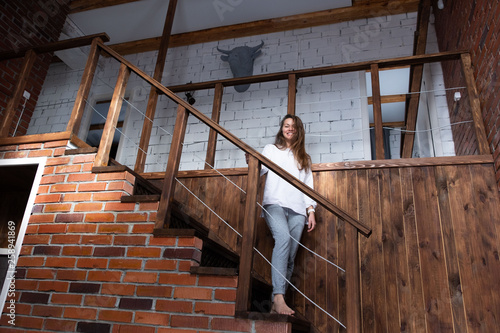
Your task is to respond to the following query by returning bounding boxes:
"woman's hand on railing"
[307,210,316,232]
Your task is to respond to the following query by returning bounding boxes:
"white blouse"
[260,144,316,216]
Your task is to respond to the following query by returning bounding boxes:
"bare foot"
[271,294,295,315]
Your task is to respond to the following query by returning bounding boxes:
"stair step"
[121,194,160,203]
[237,311,311,333]
[92,159,162,195]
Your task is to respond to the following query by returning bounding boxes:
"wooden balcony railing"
[0,33,110,138]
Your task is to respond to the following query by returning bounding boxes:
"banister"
[165,50,469,93]
[0,33,110,61]
[97,40,372,237]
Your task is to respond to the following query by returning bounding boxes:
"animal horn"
[250,40,264,53]
[216,46,230,54]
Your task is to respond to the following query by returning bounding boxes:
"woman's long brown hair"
[274,114,311,171]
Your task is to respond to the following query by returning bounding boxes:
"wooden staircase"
[92,161,314,332]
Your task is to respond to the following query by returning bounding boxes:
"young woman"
[260,114,316,315]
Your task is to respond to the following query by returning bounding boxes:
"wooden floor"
[167,156,500,332]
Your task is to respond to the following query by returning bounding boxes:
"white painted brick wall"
[28,11,455,171]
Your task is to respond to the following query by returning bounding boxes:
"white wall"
[28,11,455,171]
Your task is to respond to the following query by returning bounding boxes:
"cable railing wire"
[175,177,346,329]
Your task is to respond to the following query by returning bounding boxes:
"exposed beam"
[401,0,431,158]
[109,0,420,55]
[70,0,141,13]
[367,94,407,105]
[370,121,405,128]
[0,33,110,61]
[135,0,178,173]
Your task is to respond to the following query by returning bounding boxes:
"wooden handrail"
[97,40,372,237]
[165,50,469,93]
[0,33,110,61]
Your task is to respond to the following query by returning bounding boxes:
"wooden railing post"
[346,224,361,333]
[460,53,490,155]
[370,64,385,160]
[0,49,37,137]
[235,155,260,314]
[205,82,223,168]
[287,73,297,116]
[94,63,131,167]
[155,105,189,230]
[66,37,102,136]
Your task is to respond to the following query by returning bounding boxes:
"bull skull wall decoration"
[217,41,264,92]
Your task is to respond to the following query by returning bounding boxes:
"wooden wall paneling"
[434,166,467,331]
[445,164,485,331]
[336,171,347,328]
[314,172,327,332]
[411,167,453,332]
[359,169,375,330]
[206,177,221,241]
[366,169,387,331]
[355,169,370,332]
[380,169,401,333]
[324,171,341,332]
[221,175,243,250]
[389,168,412,332]
[399,167,427,332]
[467,164,500,330]
[345,170,361,333]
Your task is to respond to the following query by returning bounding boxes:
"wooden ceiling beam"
[109,0,419,55]
[70,0,142,13]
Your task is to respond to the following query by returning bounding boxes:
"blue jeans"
[263,204,306,296]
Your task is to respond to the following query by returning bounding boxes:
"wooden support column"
[346,225,361,333]
[460,53,490,155]
[155,105,189,230]
[94,63,131,167]
[235,155,260,314]
[135,0,178,173]
[287,74,297,116]
[66,37,102,136]
[370,64,385,160]
[205,83,223,169]
[0,49,37,137]
[401,0,431,158]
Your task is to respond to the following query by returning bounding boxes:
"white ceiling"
[68,0,352,44]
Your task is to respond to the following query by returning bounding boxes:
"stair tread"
[236,311,311,332]
[121,194,160,202]
[92,159,162,195]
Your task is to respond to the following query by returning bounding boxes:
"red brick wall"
[433,0,500,188]
[0,142,290,333]
[0,0,69,136]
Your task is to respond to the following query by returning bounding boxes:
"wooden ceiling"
[69,0,420,55]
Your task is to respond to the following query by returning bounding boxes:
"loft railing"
[0,33,110,138]
[93,41,372,328]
